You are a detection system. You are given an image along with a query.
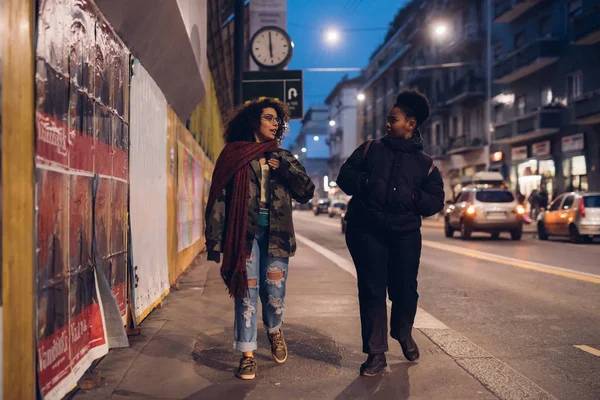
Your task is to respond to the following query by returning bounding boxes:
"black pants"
[345,224,422,354]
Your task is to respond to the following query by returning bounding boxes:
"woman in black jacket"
[337,90,444,376]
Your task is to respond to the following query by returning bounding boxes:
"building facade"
[291,105,330,199]
[357,0,490,201]
[325,75,363,186]
[492,0,600,199]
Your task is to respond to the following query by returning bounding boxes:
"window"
[452,117,459,137]
[462,112,471,135]
[514,31,526,48]
[539,16,551,38]
[569,0,583,18]
[517,96,526,116]
[457,192,470,203]
[567,72,583,100]
[584,196,600,208]
[549,196,564,211]
[562,195,575,209]
[494,44,503,61]
[540,87,552,107]
[476,190,515,203]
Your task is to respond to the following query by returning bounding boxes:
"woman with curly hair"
[205,98,315,380]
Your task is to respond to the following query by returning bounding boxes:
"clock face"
[250,26,292,69]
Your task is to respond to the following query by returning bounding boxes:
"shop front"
[561,133,588,192]
[510,140,556,201]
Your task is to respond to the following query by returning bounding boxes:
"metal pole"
[234,0,245,106]
[485,0,493,170]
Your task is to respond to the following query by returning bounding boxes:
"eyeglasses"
[262,115,282,126]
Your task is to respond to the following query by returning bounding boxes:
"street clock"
[250,26,293,70]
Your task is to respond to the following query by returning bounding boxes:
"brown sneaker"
[268,330,288,364]
[235,356,257,380]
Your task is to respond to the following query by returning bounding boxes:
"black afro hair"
[394,89,431,127]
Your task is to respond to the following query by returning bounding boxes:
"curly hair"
[394,89,431,127]
[224,98,290,143]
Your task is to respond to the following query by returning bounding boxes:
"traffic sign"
[242,70,304,119]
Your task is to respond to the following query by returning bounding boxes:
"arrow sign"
[243,70,304,119]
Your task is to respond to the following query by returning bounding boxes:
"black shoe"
[360,353,387,376]
[399,336,420,361]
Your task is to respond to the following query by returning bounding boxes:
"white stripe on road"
[295,232,557,400]
[574,345,600,357]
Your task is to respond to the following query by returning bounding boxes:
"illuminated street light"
[301,147,307,153]
[329,120,336,127]
[325,28,340,44]
[314,136,320,141]
[432,22,448,39]
[357,93,366,101]
[294,154,299,159]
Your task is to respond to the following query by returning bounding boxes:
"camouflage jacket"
[206,149,315,259]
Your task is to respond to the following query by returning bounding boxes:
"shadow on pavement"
[335,362,413,400]
[184,381,257,400]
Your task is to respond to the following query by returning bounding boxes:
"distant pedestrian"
[528,189,540,219]
[337,90,445,377]
[538,187,549,210]
[205,98,315,380]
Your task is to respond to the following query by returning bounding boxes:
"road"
[292,211,600,400]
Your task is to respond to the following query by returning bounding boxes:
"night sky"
[281,0,410,149]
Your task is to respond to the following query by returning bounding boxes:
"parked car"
[444,187,524,240]
[537,192,600,243]
[313,198,331,215]
[328,201,347,218]
[340,211,347,233]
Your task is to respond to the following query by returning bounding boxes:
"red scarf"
[206,140,279,298]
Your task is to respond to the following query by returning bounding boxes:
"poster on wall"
[35,0,130,398]
[177,143,203,251]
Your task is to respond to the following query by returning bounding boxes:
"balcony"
[424,144,450,159]
[494,0,544,23]
[493,108,563,144]
[445,23,484,53]
[493,39,560,84]
[448,136,486,155]
[445,75,485,105]
[571,6,600,45]
[572,91,600,125]
[407,68,433,87]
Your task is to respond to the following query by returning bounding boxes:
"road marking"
[422,240,600,285]
[295,233,556,400]
[574,345,600,357]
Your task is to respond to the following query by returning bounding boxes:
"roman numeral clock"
[250,26,293,70]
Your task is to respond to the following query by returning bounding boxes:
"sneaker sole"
[235,372,256,380]
[360,366,387,377]
[272,352,288,364]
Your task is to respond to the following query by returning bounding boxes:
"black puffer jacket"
[337,134,444,233]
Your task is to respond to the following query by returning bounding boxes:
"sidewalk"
[75,244,496,400]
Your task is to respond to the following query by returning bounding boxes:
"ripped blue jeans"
[234,226,289,352]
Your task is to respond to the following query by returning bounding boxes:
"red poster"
[36,1,130,398]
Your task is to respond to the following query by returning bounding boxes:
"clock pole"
[234,0,245,106]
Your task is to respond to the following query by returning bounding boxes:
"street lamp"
[357,93,366,102]
[329,120,336,127]
[301,147,307,153]
[325,28,340,45]
[432,22,449,39]
[313,136,320,141]
[294,154,299,159]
